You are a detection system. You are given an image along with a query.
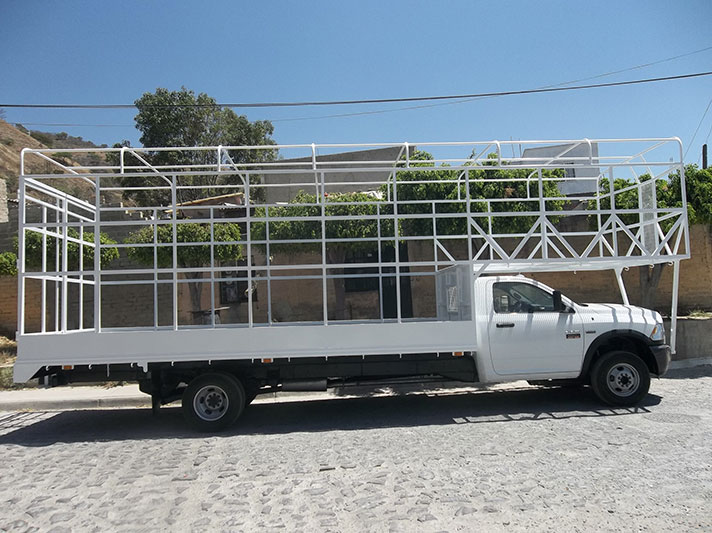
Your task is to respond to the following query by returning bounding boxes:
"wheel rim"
[193,385,229,421]
[606,363,640,397]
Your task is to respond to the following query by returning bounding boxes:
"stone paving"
[0,367,710,532]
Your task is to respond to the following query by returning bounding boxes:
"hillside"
[0,120,118,202]
[18,126,109,168]
[0,119,47,194]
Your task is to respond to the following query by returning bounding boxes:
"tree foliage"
[20,229,118,271]
[252,151,565,318]
[390,150,565,237]
[0,251,17,276]
[125,222,243,313]
[593,164,712,227]
[252,191,388,254]
[125,222,243,268]
[591,164,712,310]
[116,87,277,206]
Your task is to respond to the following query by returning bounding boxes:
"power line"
[274,52,712,123]
[2,71,711,110]
[685,96,712,160]
[704,119,712,147]
[540,45,712,88]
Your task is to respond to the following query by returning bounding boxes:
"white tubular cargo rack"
[14,138,689,381]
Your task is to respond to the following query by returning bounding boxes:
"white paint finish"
[485,278,584,375]
[14,320,478,382]
[488,312,584,375]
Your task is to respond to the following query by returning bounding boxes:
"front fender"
[581,329,663,378]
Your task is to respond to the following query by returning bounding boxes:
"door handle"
[496,323,515,328]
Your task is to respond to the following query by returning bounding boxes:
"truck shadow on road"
[0,386,662,446]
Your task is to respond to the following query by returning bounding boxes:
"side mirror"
[553,290,565,312]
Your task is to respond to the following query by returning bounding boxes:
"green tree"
[252,191,386,320]
[125,222,243,315]
[0,251,16,276]
[391,150,565,239]
[19,229,118,271]
[253,151,564,320]
[0,230,118,277]
[116,87,277,206]
[593,164,712,309]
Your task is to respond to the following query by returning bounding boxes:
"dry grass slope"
[0,119,116,202]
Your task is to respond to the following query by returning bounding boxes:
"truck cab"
[474,276,670,406]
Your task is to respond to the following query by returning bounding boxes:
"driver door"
[488,281,584,375]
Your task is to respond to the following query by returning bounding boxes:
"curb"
[0,396,151,412]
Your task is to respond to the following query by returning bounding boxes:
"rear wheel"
[182,372,245,432]
[590,350,650,406]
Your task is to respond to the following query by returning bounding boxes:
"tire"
[590,350,650,406]
[182,372,245,432]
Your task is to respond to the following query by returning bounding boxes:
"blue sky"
[2,0,711,164]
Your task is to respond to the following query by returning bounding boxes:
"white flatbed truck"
[13,139,688,431]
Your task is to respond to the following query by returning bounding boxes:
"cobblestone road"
[0,367,710,532]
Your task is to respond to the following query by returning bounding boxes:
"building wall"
[262,146,411,204]
[531,224,712,312]
[521,142,600,196]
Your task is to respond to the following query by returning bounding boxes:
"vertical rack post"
[79,222,84,329]
[266,205,272,325]
[153,208,158,330]
[393,165,401,323]
[41,206,47,333]
[596,174,604,258]
[17,156,26,336]
[609,167,617,258]
[210,206,216,328]
[171,175,178,330]
[377,203,384,322]
[55,199,60,332]
[614,267,630,305]
[465,168,476,322]
[61,197,68,332]
[246,172,253,327]
[538,169,547,259]
[94,176,101,332]
[670,260,680,355]
[320,171,328,325]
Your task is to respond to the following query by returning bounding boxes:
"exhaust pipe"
[281,379,327,392]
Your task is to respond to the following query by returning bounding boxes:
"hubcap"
[606,363,640,397]
[193,385,229,421]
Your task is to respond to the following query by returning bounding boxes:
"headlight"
[650,322,665,342]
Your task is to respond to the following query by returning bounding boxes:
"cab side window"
[493,282,555,313]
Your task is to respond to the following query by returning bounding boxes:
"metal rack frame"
[16,138,689,356]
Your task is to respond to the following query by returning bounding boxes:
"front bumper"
[650,344,671,376]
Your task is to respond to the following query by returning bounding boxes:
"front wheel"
[182,372,245,432]
[590,351,650,406]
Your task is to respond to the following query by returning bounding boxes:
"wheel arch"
[581,330,660,379]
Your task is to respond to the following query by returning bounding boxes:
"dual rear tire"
[182,372,246,432]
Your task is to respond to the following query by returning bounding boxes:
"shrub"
[0,251,17,276]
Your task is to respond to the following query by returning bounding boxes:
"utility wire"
[8,48,712,126]
[2,71,712,110]
[685,96,712,160]
[539,45,712,88]
[276,47,712,123]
